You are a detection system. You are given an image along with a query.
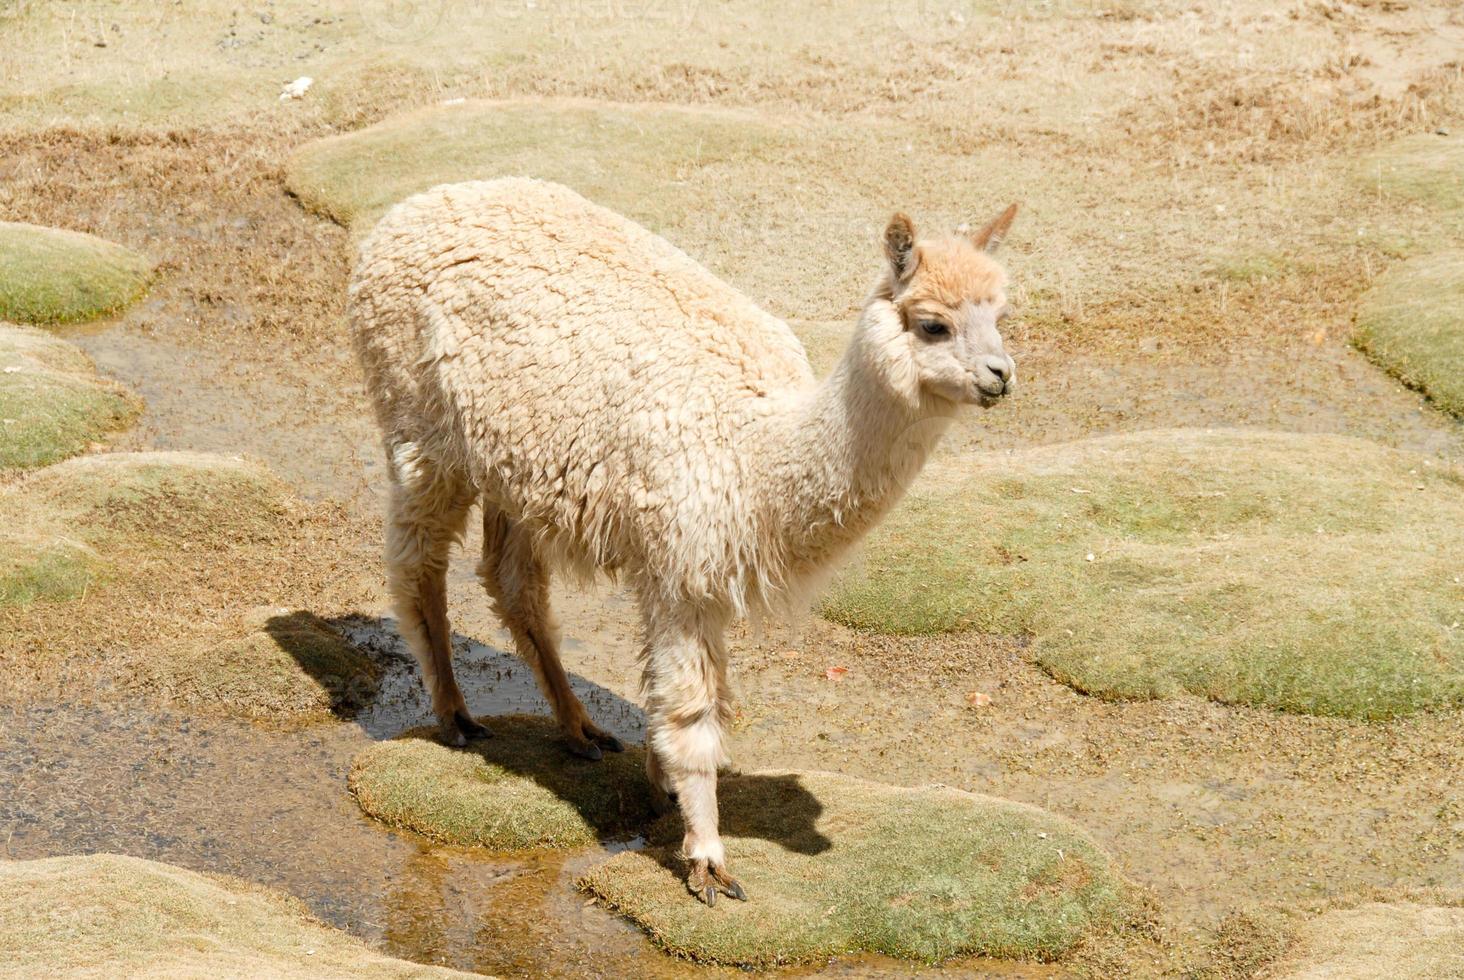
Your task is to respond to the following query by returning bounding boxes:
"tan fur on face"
[891,237,1007,322]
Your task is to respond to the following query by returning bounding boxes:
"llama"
[349,178,1017,905]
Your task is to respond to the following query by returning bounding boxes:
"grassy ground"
[350,714,655,849]
[0,451,381,717]
[1355,250,1464,418]
[0,853,474,979]
[580,770,1132,966]
[0,323,139,470]
[0,223,152,324]
[823,429,1464,719]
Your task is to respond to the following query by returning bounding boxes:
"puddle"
[0,638,1057,978]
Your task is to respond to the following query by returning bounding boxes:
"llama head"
[876,205,1018,408]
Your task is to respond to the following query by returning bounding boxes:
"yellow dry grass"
[0,853,476,979]
[1265,902,1464,980]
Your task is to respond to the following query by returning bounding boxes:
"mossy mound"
[580,771,1131,967]
[0,323,140,470]
[0,452,286,610]
[1355,251,1464,417]
[823,429,1464,720]
[0,853,473,978]
[1361,132,1464,213]
[1268,903,1464,979]
[350,714,653,850]
[0,222,152,324]
[158,609,380,720]
[21,450,287,547]
[286,98,789,235]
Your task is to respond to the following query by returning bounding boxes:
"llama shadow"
[274,611,831,858]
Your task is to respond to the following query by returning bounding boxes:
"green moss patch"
[0,222,152,324]
[0,323,140,470]
[286,98,790,234]
[0,853,472,978]
[580,771,1131,967]
[1355,251,1464,418]
[1267,903,1464,980]
[1361,133,1464,213]
[157,609,380,721]
[823,429,1464,719]
[350,714,653,850]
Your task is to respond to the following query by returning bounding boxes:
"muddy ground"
[2,0,1463,976]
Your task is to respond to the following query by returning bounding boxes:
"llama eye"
[919,320,949,337]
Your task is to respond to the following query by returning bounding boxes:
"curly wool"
[350,178,954,619]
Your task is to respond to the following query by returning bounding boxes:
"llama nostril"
[984,356,1012,384]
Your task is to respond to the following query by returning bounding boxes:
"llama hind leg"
[641,602,746,905]
[384,451,483,746]
[477,506,623,760]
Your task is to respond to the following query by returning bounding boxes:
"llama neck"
[758,303,956,570]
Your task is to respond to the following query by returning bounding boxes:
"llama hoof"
[565,720,623,761]
[440,711,491,746]
[688,858,747,907]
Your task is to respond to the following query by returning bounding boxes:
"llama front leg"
[641,604,746,905]
[384,451,485,746]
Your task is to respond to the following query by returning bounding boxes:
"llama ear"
[970,203,1018,253]
[883,213,918,283]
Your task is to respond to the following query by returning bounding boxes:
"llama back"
[349,178,814,600]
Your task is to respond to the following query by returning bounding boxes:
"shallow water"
[0,624,1055,978]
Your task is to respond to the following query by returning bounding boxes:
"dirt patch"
[0,852,476,978]
[581,770,1133,967]
[350,714,654,850]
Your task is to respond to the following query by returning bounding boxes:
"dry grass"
[0,324,139,471]
[823,429,1464,719]
[580,770,1132,967]
[0,451,382,716]
[1355,250,1464,417]
[0,853,474,978]
[349,714,655,850]
[0,222,152,324]
[1264,902,1464,979]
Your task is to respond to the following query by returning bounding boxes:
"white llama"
[349,178,1018,904]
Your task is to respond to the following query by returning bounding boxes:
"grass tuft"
[0,853,473,978]
[580,770,1132,967]
[823,429,1464,719]
[0,222,152,324]
[155,610,380,721]
[350,714,655,849]
[1355,251,1464,418]
[0,323,140,471]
